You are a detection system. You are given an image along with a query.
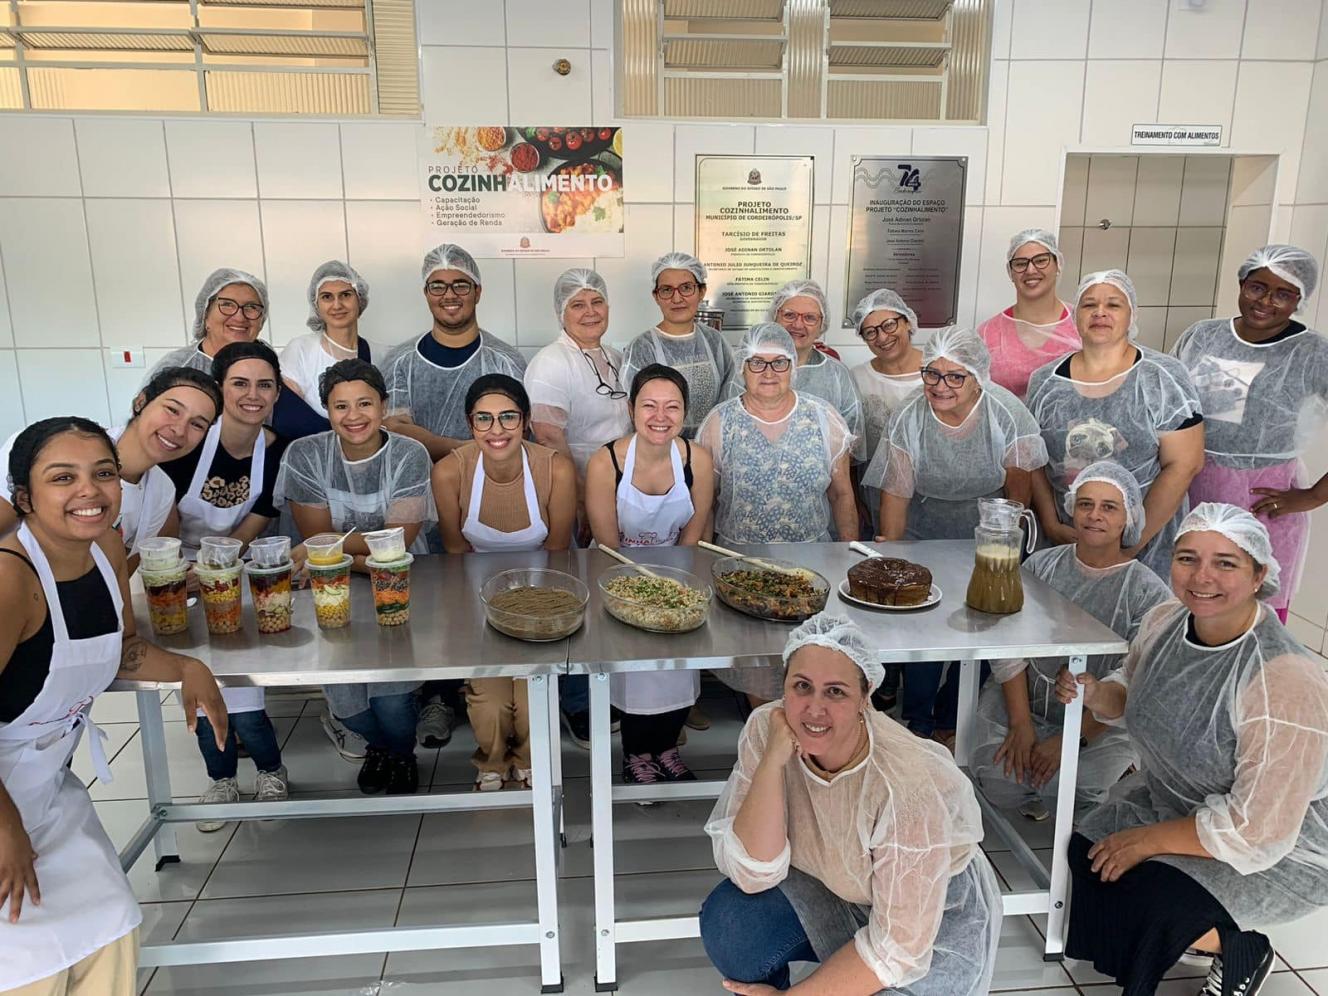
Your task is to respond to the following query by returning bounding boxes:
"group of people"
[0,228,1326,996]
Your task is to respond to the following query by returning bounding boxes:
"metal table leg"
[526,674,564,993]
[589,672,618,991]
[1043,653,1085,961]
[137,689,179,869]
[547,673,566,846]
[955,659,980,766]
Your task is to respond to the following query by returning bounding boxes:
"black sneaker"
[357,746,391,794]
[622,753,664,785]
[561,709,591,750]
[1200,942,1275,996]
[656,747,697,782]
[385,753,419,795]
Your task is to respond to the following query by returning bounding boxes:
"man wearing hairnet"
[380,244,526,462]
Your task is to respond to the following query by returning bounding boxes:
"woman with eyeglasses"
[141,268,269,385]
[1172,245,1328,623]
[621,252,739,438]
[977,229,1081,400]
[433,374,576,791]
[1026,270,1205,578]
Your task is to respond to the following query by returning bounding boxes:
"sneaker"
[254,766,289,808]
[1019,799,1050,822]
[561,709,591,750]
[685,704,710,731]
[416,696,455,749]
[622,753,664,786]
[656,747,697,782]
[1199,944,1275,996]
[474,771,504,792]
[385,753,419,795]
[509,767,532,789]
[321,710,367,762]
[196,777,239,832]
[357,746,391,794]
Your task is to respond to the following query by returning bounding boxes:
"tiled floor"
[78,683,1328,996]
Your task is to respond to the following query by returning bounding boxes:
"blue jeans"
[902,661,990,736]
[339,691,418,756]
[561,674,589,716]
[195,710,282,780]
[699,879,819,990]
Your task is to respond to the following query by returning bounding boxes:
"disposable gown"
[380,331,527,442]
[971,545,1171,813]
[862,382,1047,539]
[620,322,739,437]
[1081,601,1328,929]
[706,704,1001,995]
[1173,318,1328,610]
[794,350,866,461]
[977,305,1081,400]
[524,333,632,475]
[141,344,212,388]
[1026,347,1202,576]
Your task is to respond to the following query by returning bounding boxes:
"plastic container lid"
[367,551,414,570]
[305,532,346,566]
[307,553,354,573]
[140,558,188,581]
[249,536,292,568]
[198,536,242,568]
[363,527,406,562]
[243,559,293,577]
[139,536,182,569]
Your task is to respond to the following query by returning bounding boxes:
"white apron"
[460,448,549,553]
[178,422,267,717]
[609,437,701,715]
[0,524,141,989]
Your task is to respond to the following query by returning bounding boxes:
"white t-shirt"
[850,361,923,466]
[523,332,631,475]
[279,332,375,418]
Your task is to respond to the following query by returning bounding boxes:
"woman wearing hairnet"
[978,229,1081,399]
[1027,270,1205,578]
[700,613,1001,996]
[143,268,269,384]
[1056,503,1328,996]
[1173,244,1328,623]
[971,460,1170,823]
[620,253,739,438]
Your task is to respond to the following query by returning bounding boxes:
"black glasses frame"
[582,349,628,399]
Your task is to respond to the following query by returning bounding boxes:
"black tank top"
[0,550,120,723]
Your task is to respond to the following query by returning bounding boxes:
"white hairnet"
[782,612,884,693]
[1237,244,1319,303]
[1075,269,1139,340]
[851,288,918,334]
[192,268,268,339]
[651,252,707,286]
[922,325,991,384]
[306,259,369,332]
[553,267,609,323]
[421,243,481,285]
[737,322,796,362]
[766,279,829,332]
[1177,502,1281,599]
[1007,228,1064,268]
[1063,459,1146,548]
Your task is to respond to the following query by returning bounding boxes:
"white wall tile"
[1291,514,1328,623]
[675,125,756,203]
[1230,60,1314,201]
[508,47,594,122]
[341,122,424,201]
[0,118,81,197]
[415,0,505,46]
[1133,154,1184,227]
[673,203,696,255]
[621,124,675,204]
[755,126,837,205]
[1061,155,1089,227]
[1080,224,1131,273]
[975,205,1057,322]
[1157,61,1239,139]
[505,0,591,48]
[1229,154,1278,206]
[591,0,614,48]
[1087,0,1168,58]
[1164,0,1248,59]
[344,201,433,350]
[1169,226,1225,306]
[421,48,510,126]
[259,201,348,346]
[1134,305,1167,350]
[823,205,851,341]
[1296,62,1328,204]
[1286,206,1328,327]
[912,127,987,208]
[476,259,518,346]
[985,60,1010,206]
[17,349,110,426]
[0,351,22,442]
[172,200,265,334]
[829,126,913,206]
[1085,155,1139,227]
[592,50,615,125]
[811,202,832,291]
[1178,155,1232,226]
[85,199,183,350]
[1241,0,1322,59]
[1126,225,1177,306]
[254,123,343,200]
[1320,0,1328,59]
[75,119,170,198]
[165,121,257,199]
[991,0,1013,59]
[1164,305,1213,351]
[1217,202,1276,312]
[953,204,985,330]
[1009,0,1090,59]
[592,203,674,347]
[104,355,155,421]
[0,253,13,348]
[1286,613,1326,654]
[1080,61,1162,147]
[513,257,593,347]
[1002,61,1084,206]
[0,199,98,348]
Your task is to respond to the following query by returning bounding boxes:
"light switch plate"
[106,348,145,369]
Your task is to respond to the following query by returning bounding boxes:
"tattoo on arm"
[120,635,148,673]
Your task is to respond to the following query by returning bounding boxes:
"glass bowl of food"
[711,557,830,623]
[598,564,711,634]
[481,568,589,642]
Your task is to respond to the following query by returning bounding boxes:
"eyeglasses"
[214,298,265,321]
[860,318,906,341]
[1008,253,1056,274]
[777,308,822,329]
[653,281,699,300]
[426,279,476,298]
[469,410,523,432]
[745,356,792,373]
[921,366,970,389]
[1240,280,1300,309]
[582,349,627,399]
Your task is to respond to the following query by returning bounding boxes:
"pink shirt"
[978,305,1081,400]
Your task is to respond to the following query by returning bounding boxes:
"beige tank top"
[452,440,555,533]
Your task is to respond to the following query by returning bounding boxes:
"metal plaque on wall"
[695,155,814,329]
[843,156,966,328]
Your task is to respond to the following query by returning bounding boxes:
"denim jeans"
[699,879,819,990]
[338,691,418,756]
[561,674,589,716]
[195,710,282,780]
[902,661,990,736]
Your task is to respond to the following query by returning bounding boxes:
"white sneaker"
[1019,799,1051,822]
[416,697,456,749]
[320,710,367,762]
[196,777,239,832]
[474,771,504,792]
[509,767,532,789]
[254,766,289,808]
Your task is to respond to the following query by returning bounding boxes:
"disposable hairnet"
[783,612,883,693]
[553,267,609,323]
[922,325,991,384]
[851,288,918,335]
[1007,227,1064,268]
[1237,244,1319,302]
[766,279,829,332]
[1075,270,1139,340]
[651,251,707,286]
[306,260,369,332]
[1062,458,1146,548]
[381,332,526,442]
[192,268,268,339]
[1177,501,1281,598]
[737,322,796,363]
[622,324,738,435]
[421,243,482,286]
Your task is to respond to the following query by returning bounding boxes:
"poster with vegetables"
[419,125,625,258]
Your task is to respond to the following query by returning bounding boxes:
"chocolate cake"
[846,557,933,606]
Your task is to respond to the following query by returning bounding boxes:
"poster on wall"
[695,155,815,329]
[419,125,624,258]
[843,156,966,328]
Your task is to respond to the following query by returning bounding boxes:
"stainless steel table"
[568,541,1128,991]
[112,550,574,993]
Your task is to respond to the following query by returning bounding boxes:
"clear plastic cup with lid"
[364,527,407,564]
[305,532,346,567]
[307,554,353,629]
[138,536,182,572]
[141,558,189,635]
[368,553,413,627]
[194,562,243,634]
[198,536,242,569]
[248,536,291,569]
[244,561,294,633]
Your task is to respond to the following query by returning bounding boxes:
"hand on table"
[1029,733,1063,789]
[1251,486,1323,519]
[1088,826,1161,882]
[994,721,1036,784]
[0,813,38,923]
